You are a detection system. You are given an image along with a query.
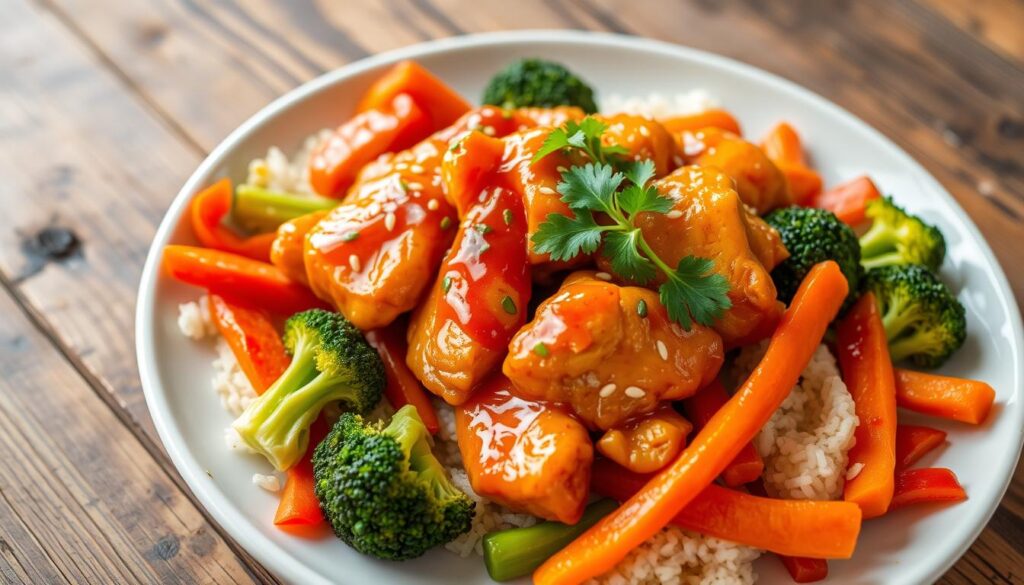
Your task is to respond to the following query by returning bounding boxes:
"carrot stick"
[889,468,966,510]
[207,294,290,394]
[365,325,440,434]
[895,424,947,471]
[809,176,881,226]
[534,261,849,585]
[356,60,471,129]
[837,293,898,519]
[780,164,823,205]
[660,109,742,135]
[761,122,806,167]
[746,481,829,583]
[591,461,860,559]
[163,245,329,315]
[683,381,765,487]
[894,369,996,425]
[274,417,328,526]
[190,178,276,261]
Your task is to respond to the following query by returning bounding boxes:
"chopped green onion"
[442,276,452,293]
[440,217,452,230]
[501,295,517,315]
[342,231,360,242]
[533,342,549,357]
[503,209,514,225]
[475,224,494,235]
[637,299,648,318]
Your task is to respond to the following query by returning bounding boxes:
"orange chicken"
[503,271,724,430]
[456,374,593,524]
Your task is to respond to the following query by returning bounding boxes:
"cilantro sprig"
[532,118,732,330]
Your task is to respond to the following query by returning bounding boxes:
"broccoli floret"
[765,206,863,311]
[482,59,597,113]
[313,405,474,560]
[863,265,966,368]
[232,309,384,471]
[859,196,946,271]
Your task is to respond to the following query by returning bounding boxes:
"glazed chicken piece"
[596,405,693,474]
[456,374,593,524]
[301,107,527,331]
[744,211,789,271]
[598,114,681,176]
[680,127,793,214]
[269,210,328,286]
[406,132,531,404]
[502,271,724,430]
[632,165,784,345]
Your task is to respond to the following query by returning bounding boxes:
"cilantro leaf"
[660,256,733,329]
[531,211,604,261]
[557,163,623,216]
[603,229,657,284]
[532,128,570,163]
[623,159,656,187]
[618,184,674,216]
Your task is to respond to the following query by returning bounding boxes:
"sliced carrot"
[274,417,329,527]
[365,325,440,435]
[809,176,881,226]
[780,164,824,205]
[357,61,471,129]
[591,460,861,559]
[837,293,898,519]
[683,381,765,487]
[895,424,947,471]
[534,261,849,585]
[762,122,806,167]
[894,368,996,425]
[163,245,329,315]
[207,294,289,394]
[190,178,276,261]
[890,468,966,510]
[660,109,742,135]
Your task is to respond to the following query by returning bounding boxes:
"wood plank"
[922,0,1024,63]
[0,288,260,584]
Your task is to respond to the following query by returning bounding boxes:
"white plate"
[136,31,1024,585]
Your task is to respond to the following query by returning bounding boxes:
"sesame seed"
[427,199,440,210]
[538,186,557,195]
[384,212,396,231]
[639,125,650,137]
[556,166,567,173]
[599,383,617,398]
[407,182,424,191]
[394,163,409,171]
[624,386,646,399]
[595,272,612,281]
[666,210,683,219]
[348,254,361,272]
[410,164,425,174]
[482,125,496,136]
[656,340,668,361]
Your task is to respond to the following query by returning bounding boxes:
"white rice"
[246,128,332,194]
[600,90,718,119]
[730,342,859,501]
[252,472,282,492]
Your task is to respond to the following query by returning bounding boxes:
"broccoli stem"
[232,184,337,233]
[482,499,618,582]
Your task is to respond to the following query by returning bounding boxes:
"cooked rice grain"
[601,91,718,119]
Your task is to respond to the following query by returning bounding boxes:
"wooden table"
[1,0,1021,583]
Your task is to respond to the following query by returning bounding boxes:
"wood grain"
[0,0,1021,583]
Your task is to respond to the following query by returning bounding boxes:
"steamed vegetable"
[274,417,329,527]
[863,265,966,368]
[313,405,474,560]
[809,176,881,226]
[162,245,329,315]
[365,326,440,434]
[483,500,617,582]
[761,122,822,204]
[483,58,597,113]
[859,196,946,271]
[660,109,741,135]
[190,178,276,260]
[232,309,385,470]
[683,381,764,487]
[232,184,337,233]
[837,293,898,519]
[894,368,995,424]
[533,261,849,585]
[895,424,947,471]
[207,294,290,394]
[358,60,472,129]
[764,206,862,311]
[890,468,967,510]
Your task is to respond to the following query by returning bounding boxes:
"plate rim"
[135,29,1024,585]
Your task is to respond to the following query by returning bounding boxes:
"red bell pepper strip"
[190,178,276,261]
[365,325,440,434]
[894,368,996,425]
[207,294,289,394]
[895,424,947,471]
[683,380,765,487]
[309,93,433,197]
[590,460,861,559]
[357,61,472,129]
[889,468,966,510]
[163,245,329,315]
[837,293,898,519]
[534,262,849,585]
[274,417,329,526]
[809,176,881,226]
